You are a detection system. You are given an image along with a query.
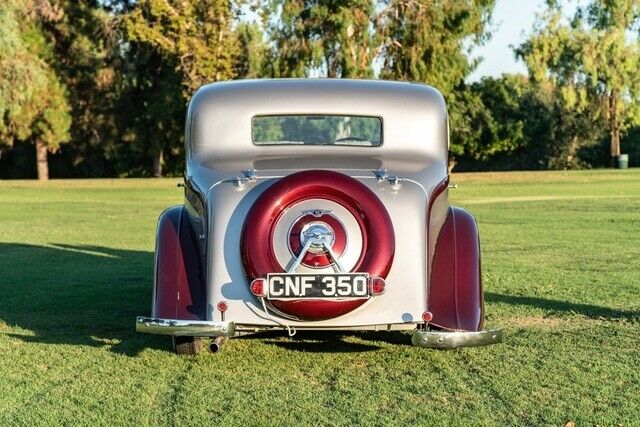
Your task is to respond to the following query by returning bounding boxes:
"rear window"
[252,115,382,147]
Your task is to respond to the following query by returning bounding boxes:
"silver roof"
[185,79,449,174]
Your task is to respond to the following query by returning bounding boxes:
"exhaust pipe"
[210,336,227,353]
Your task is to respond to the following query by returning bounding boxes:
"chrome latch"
[373,169,403,190]
[231,169,258,189]
[387,176,402,190]
[372,169,388,182]
[242,169,257,180]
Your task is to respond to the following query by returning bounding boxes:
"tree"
[516,0,640,166]
[375,0,496,166]
[0,0,71,180]
[236,22,270,78]
[35,1,124,179]
[126,0,239,97]
[124,0,240,176]
[266,0,376,78]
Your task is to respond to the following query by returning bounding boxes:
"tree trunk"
[153,148,163,177]
[609,90,621,166]
[35,139,49,181]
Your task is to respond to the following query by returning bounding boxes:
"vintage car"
[136,79,502,354]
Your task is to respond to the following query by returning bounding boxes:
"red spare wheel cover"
[241,170,395,320]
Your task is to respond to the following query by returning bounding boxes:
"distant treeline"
[1,0,639,179]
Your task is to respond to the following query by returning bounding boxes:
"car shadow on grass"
[0,243,170,356]
[237,329,412,352]
[485,292,640,321]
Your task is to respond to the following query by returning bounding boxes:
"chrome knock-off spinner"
[300,222,335,254]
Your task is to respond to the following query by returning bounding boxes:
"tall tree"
[516,0,640,166]
[35,1,123,179]
[124,0,240,175]
[0,0,71,180]
[126,0,239,97]
[375,0,495,166]
[267,0,376,78]
[236,22,270,78]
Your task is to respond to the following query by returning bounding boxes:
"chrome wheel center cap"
[300,222,335,253]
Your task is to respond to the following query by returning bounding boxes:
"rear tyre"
[172,336,208,355]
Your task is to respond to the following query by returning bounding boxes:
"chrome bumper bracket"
[136,317,236,337]
[411,328,502,348]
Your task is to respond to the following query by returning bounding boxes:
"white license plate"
[266,273,369,300]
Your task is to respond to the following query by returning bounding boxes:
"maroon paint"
[425,175,449,300]
[153,206,206,321]
[288,213,347,268]
[428,206,484,331]
[241,170,395,320]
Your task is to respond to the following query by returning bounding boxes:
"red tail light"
[422,311,433,323]
[250,278,267,297]
[368,277,386,295]
[217,301,228,312]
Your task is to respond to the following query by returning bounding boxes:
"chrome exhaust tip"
[210,336,228,353]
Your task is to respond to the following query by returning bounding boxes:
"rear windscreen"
[252,115,382,147]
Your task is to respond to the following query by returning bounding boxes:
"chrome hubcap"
[300,222,335,254]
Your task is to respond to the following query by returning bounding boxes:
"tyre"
[172,336,208,355]
[241,170,395,320]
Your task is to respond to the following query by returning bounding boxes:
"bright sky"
[468,0,581,81]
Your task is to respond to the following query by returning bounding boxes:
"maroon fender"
[152,205,206,320]
[428,206,484,331]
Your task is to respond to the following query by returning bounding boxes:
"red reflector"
[369,277,386,295]
[250,278,267,297]
[422,311,433,322]
[217,301,228,312]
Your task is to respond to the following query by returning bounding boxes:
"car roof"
[186,79,449,174]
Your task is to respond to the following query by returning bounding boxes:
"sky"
[468,0,581,81]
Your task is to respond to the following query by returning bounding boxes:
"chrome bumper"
[411,328,502,348]
[136,317,236,337]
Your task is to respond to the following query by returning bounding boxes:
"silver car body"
[185,79,449,330]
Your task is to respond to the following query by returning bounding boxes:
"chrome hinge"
[386,175,402,190]
[242,169,257,180]
[372,168,388,182]
[231,169,258,189]
[373,169,403,190]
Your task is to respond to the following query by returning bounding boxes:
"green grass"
[0,170,639,426]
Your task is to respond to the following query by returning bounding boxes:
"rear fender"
[428,206,483,331]
[152,205,206,320]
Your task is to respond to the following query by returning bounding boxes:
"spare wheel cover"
[241,170,395,320]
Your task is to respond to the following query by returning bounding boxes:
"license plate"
[266,273,369,300]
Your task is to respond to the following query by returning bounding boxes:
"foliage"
[0,0,70,157]
[375,0,496,163]
[236,22,270,79]
[2,0,639,177]
[125,0,240,98]
[516,0,640,161]
[266,0,376,78]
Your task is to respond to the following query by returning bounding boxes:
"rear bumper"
[411,328,502,348]
[136,316,235,337]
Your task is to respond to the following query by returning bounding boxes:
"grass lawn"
[0,170,639,426]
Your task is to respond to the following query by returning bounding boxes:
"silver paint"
[181,79,451,330]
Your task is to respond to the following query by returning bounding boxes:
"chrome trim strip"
[411,328,502,348]
[136,317,236,337]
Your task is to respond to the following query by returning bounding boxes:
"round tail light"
[369,277,386,295]
[250,278,267,297]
